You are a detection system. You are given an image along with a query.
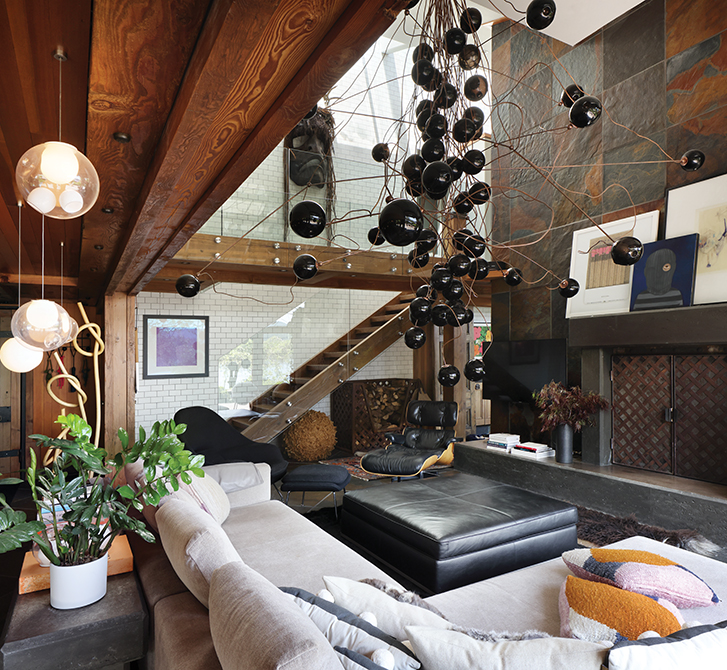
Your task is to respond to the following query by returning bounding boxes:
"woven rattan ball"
[283,410,337,461]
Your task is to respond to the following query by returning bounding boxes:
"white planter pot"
[49,553,109,609]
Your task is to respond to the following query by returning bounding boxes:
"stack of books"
[511,441,555,459]
[486,433,520,452]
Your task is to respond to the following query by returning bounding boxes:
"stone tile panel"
[666,0,727,59]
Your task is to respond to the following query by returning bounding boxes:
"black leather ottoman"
[341,473,577,594]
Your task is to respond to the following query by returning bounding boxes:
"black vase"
[555,423,573,464]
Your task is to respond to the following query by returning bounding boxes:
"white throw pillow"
[202,462,264,492]
[323,576,450,641]
[405,626,610,670]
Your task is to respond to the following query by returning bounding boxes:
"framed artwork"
[665,173,727,305]
[143,315,209,379]
[565,210,660,318]
[629,235,698,312]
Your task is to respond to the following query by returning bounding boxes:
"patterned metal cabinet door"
[674,355,727,485]
[612,355,673,473]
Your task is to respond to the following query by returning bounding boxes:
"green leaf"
[0,520,44,553]
[180,472,192,485]
[0,477,23,486]
[117,485,136,499]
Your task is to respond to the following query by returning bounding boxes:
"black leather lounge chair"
[360,400,459,478]
[174,406,288,484]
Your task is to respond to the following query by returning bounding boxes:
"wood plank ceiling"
[0,0,410,307]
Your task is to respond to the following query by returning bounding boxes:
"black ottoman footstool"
[341,472,577,593]
[281,464,351,518]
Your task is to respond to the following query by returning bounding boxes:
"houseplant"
[0,412,204,608]
[533,381,610,464]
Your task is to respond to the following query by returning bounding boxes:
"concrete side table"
[0,572,147,670]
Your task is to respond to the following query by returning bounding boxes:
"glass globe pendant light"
[14,49,99,220]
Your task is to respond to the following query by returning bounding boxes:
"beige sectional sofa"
[128,462,727,670]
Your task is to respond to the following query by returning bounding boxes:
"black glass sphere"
[611,237,644,266]
[415,99,435,117]
[422,161,453,197]
[464,75,489,101]
[293,254,318,280]
[526,0,556,30]
[434,83,458,109]
[561,84,585,108]
[445,27,466,54]
[416,229,438,254]
[446,156,464,181]
[458,44,481,70]
[404,327,427,350]
[443,278,465,301]
[469,181,491,205]
[464,358,486,381]
[504,267,523,286]
[371,143,390,162]
[438,365,461,387]
[402,154,426,181]
[468,258,488,280]
[303,105,317,120]
[453,228,473,251]
[412,43,434,63]
[460,7,482,33]
[408,249,430,268]
[463,106,485,128]
[416,284,438,300]
[416,108,432,132]
[412,59,435,87]
[680,149,705,171]
[430,266,454,290]
[421,138,445,163]
[422,68,442,93]
[378,199,423,246]
[446,302,467,327]
[176,274,200,298]
[462,149,485,174]
[463,233,486,258]
[409,296,432,326]
[453,191,474,215]
[425,113,448,139]
[452,118,477,143]
[558,277,580,298]
[431,304,449,326]
[405,180,424,198]
[367,227,385,246]
[289,200,326,238]
[569,96,602,128]
[463,308,474,324]
[447,254,471,277]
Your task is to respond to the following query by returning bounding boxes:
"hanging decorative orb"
[16,141,100,219]
[443,278,465,301]
[412,43,434,63]
[371,143,390,162]
[11,300,72,351]
[460,7,482,33]
[561,84,585,108]
[469,181,491,205]
[447,254,471,277]
[569,96,602,128]
[293,254,318,280]
[405,180,425,198]
[462,149,485,174]
[438,365,461,387]
[463,106,485,128]
[289,200,327,238]
[445,28,467,54]
[425,113,448,139]
[464,75,489,102]
[176,274,201,298]
[402,154,426,181]
[421,138,445,163]
[463,308,474,324]
[0,337,44,373]
[430,266,453,290]
[415,99,435,117]
[680,150,705,171]
[409,297,432,325]
[464,358,486,381]
[404,327,427,350]
[416,108,432,132]
[422,69,443,93]
[431,304,449,326]
[446,301,467,326]
[434,83,458,109]
[446,156,463,181]
[452,118,478,144]
[468,258,488,280]
[504,267,523,286]
[453,228,472,251]
[453,191,474,214]
[464,233,486,259]
[368,227,386,246]
[408,248,430,268]
[611,237,644,265]
[422,161,453,197]
[558,277,580,298]
[411,59,435,88]
[526,0,557,30]
[458,44,481,71]
[303,105,318,120]
[416,284,437,300]
[416,229,438,254]
[378,199,423,246]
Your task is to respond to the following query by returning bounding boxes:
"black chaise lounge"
[174,406,288,483]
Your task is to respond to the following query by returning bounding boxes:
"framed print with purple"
[143,315,209,379]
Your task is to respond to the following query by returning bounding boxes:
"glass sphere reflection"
[11,300,73,351]
[0,337,44,373]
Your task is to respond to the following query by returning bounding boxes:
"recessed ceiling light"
[113,132,131,143]
[101,207,114,214]
[94,244,104,250]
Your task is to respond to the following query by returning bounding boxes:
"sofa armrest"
[202,462,271,508]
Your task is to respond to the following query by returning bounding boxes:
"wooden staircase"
[231,292,415,442]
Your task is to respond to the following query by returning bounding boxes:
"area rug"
[319,455,385,481]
